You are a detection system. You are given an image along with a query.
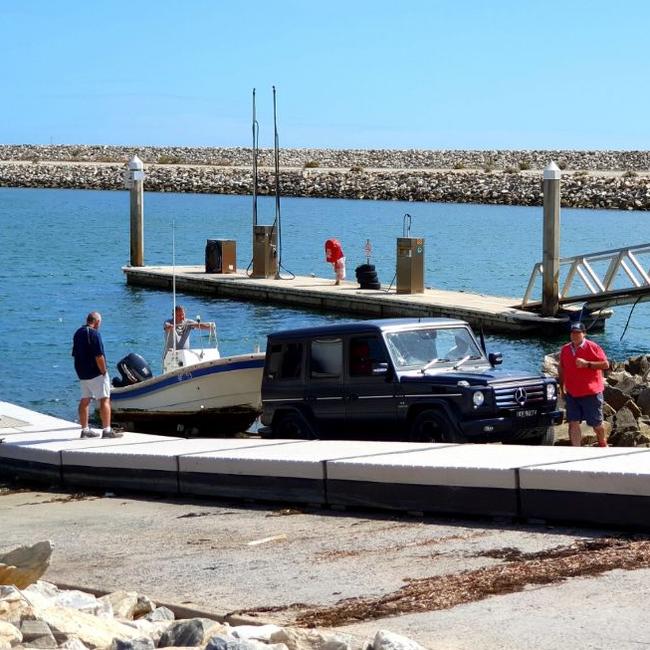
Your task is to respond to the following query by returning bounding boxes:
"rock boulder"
[0,620,22,649]
[372,630,428,650]
[0,541,53,589]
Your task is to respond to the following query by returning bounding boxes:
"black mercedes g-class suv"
[260,318,562,444]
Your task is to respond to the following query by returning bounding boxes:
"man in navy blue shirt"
[72,311,121,439]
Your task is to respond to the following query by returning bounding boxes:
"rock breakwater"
[0,579,426,650]
[3,145,650,171]
[1,146,650,209]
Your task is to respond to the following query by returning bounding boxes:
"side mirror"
[488,352,503,366]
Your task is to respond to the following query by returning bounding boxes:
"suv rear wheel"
[273,412,316,440]
[410,409,465,443]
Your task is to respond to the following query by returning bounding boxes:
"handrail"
[521,243,650,309]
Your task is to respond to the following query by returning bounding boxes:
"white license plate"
[516,409,537,418]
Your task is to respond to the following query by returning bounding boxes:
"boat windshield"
[384,327,484,371]
[162,321,219,373]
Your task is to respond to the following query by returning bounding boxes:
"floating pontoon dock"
[123,266,608,335]
[1,401,649,530]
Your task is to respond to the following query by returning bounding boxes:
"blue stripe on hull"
[111,358,264,402]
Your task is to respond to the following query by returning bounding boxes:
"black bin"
[205,239,236,273]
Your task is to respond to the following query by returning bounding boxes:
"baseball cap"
[570,322,586,332]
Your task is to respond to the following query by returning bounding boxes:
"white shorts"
[334,257,346,280]
[80,374,111,400]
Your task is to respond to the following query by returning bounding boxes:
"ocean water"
[1,186,650,423]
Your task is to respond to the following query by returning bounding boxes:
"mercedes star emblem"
[514,387,527,406]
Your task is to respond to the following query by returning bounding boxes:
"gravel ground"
[2,484,650,648]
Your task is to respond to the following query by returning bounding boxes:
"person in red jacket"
[558,322,609,447]
[324,239,346,286]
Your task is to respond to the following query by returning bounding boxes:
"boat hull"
[110,353,265,436]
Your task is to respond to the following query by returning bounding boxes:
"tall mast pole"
[252,88,258,228]
[272,85,282,279]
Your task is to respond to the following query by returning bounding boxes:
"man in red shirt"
[558,322,609,447]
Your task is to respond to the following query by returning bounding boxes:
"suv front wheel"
[410,409,465,443]
[273,412,316,440]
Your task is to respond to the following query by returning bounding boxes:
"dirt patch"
[2,480,105,502]
[17,493,99,506]
[314,530,489,563]
[0,484,33,497]
[266,508,305,517]
[473,539,617,562]
[177,511,215,519]
[315,549,362,561]
[295,537,650,628]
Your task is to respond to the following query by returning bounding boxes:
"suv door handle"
[346,393,359,400]
[304,395,317,402]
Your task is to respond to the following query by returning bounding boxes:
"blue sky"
[2,1,649,149]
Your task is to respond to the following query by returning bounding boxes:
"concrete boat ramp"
[2,401,650,530]
[123,265,580,334]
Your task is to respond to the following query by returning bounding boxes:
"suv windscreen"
[384,327,484,370]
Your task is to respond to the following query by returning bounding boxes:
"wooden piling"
[127,155,145,267]
[542,161,561,316]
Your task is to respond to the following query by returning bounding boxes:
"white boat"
[110,326,265,436]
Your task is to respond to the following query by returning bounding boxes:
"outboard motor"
[112,353,153,388]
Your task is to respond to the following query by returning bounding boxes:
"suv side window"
[280,342,303,379]
[266,342,303,380]
[349,336,388,377]
[310,338,342,379]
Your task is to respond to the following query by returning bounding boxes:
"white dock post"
[126,155,145,267]
[542,161,561,316]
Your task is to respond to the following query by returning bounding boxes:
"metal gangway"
[521,243,650,311]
